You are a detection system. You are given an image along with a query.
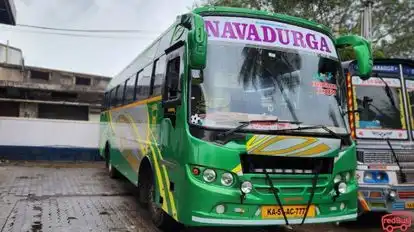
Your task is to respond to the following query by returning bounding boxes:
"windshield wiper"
[272,124,348,140]
[385,138,407,183]
[377,76,397,108]
[263,169,289,226]
[216,120,303,142]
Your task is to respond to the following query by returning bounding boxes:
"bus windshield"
[352,77,404,131]
[189,41,347,133]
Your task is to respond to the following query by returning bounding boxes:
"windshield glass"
[189,41,346,132]
[352,76,407,139]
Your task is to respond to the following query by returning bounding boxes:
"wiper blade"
[216,120,303,141]
[263,169,289,226]
[273,125,347,140]
[378,76,397,108]
[385,139,407,183]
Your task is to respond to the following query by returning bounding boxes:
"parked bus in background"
[342,59,414,214]
[99,6,373,230]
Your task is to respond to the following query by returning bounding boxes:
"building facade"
[0,43,110,121]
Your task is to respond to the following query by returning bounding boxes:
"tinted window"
[153,55,166,96]
[111,87,118,107]
[165,57,180,99]
[102,92,108,109]
[124,77,136,104]
[116,84,124,106]
[137,65,152,100]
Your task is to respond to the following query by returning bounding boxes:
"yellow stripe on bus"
[145,105,170,214]
[398,89,406,129]
[103,95,162,113]
[146,103,178,221]
[123,113,168,213]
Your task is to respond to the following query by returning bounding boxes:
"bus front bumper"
[359,184,414,213]
[191,213,357,225]
[182,168,358,226]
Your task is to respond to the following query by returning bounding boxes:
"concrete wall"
[0,44,23,65]
[0,117,102,161]
[0,66,25,82]
[0,117,100,148]
[89,113,100,122]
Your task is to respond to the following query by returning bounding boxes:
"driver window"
[191,84,206,115]
[165,57,180,100]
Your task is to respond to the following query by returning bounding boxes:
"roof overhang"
[0,0,16,25]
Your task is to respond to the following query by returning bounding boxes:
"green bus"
[99,6,373,230]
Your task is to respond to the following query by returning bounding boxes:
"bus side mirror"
[185,13,207,70]
[335,35,373,80]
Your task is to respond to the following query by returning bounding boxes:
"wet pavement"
[0,162,385,232]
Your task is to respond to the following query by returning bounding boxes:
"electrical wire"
[16,23,162,34]
[0,26,158,40]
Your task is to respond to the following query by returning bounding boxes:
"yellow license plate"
[261,205,316,219]
[405,202,414,209]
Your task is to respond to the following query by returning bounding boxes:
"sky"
[0,0,198,77]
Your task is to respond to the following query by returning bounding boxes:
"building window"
[31,70,49,81]
[75,77,91,86]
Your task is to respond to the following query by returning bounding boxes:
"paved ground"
[0,162,385,232]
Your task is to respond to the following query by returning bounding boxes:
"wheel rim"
[149,181,163,224]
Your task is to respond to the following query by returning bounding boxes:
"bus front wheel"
[138,167,180,231]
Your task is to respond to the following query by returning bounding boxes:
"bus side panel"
[98,111,110,159]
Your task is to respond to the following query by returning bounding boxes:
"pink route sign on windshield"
[203,16,338,59]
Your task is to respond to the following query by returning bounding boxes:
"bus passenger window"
[124,77,135,104]
[117,83,124,106]
[111,87,118,107]
[165,57,180,99]
[137,65,152,100]
[102,92,108,110]
[153,55,166,96]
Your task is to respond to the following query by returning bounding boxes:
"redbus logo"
[382,211,412,232]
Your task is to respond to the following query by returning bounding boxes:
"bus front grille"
[240,154,334,174]
[251,176,329,195]
[359,150,414,164]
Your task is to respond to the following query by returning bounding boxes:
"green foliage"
[195,0,414,59]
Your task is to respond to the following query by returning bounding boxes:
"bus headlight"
[376,172,385,181]
[338,182,347,194]
[334,174,342,184]
[389,190,396,199]
[203,169,216,182]
[241,181,252,194]
[344,172,351,182]
[364,172,373,181]
[221,173,234,186]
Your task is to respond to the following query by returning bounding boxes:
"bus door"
[160,43,185,165]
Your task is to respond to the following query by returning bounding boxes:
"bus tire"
[138,161,151,207]
[105,143,119,179]
[139,167,180,231]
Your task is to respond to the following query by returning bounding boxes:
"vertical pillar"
[19,102,38,118]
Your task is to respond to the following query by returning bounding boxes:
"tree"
[195,0,414,59]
